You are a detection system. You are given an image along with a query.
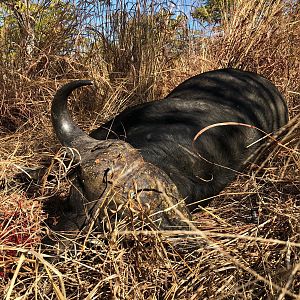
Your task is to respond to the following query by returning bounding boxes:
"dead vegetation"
[0,0,299,299]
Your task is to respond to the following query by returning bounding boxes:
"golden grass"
[0,0,299,299]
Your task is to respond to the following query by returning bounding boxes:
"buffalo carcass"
[50,68,288,241]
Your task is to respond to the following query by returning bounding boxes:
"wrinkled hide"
[45,140,191,248]
[52,139,190,236]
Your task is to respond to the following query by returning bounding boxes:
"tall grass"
[213,0,300,111]
[0,0,299,299]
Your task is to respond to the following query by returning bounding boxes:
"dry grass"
[0,0,299,299]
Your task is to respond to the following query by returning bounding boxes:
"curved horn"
[51,80,94,147]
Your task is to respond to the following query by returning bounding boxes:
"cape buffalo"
[50,68,288,238]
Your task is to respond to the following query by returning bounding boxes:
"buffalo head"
[49,81,191,247]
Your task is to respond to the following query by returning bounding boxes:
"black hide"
[90,68,288,211]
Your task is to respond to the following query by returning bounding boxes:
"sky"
[84,0,209,35]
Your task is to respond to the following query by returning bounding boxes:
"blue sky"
[87,0,208,35]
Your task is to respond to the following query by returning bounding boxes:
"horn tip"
[78,80,93,87]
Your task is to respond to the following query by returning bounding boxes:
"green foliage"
[0,0,79,69]
[192,0,232,24]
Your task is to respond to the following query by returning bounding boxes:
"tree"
[191,0,232,25]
